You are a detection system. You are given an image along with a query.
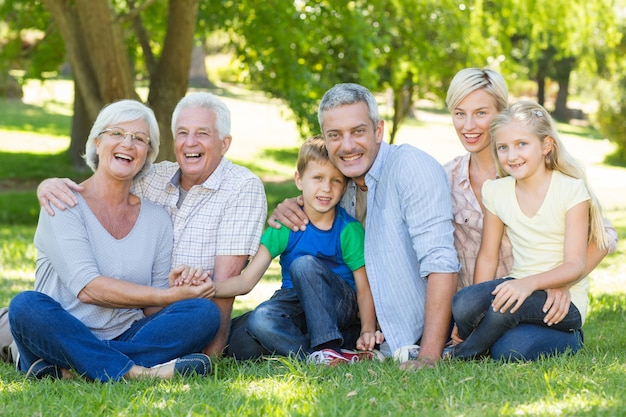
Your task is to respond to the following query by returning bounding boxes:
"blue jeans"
[452,278,582,360]
[490,324,583,361]
[227,256,360,359]
[9,291,220,381]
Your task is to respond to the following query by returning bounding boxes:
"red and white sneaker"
[340,349,385,363]
[307,349,350,366]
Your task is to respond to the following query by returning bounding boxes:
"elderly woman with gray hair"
[9,99,219,382]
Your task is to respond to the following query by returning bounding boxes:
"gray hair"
[446,68,509,113]
[171,92,231,139]
[318,83,380,130]
[84,99,160,177]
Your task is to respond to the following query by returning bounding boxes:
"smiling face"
[174,107,231,190]
[95,119,150,181]
[295,159,347,219]
[452,89,500,155]
[494,120,553,181]
[321,101,383,189]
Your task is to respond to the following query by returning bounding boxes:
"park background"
[1,1,625,416]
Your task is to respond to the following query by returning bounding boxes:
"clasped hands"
[168,265,215,299]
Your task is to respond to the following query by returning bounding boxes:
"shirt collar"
[365,141,389,186]
[457,152,472,188]
[168,157,228,191]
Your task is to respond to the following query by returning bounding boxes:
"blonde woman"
[443,69,617,361]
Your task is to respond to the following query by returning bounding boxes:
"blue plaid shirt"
[340,141,460,355]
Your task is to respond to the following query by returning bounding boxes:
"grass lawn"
[0,82,625,416]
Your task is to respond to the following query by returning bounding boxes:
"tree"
[0,1,65,98]
[2,0,200,165]
[208,0,497,144]
[375,0,496,143]
[593,2,626,164]
[493,0,621,120]
[205,0,384,139]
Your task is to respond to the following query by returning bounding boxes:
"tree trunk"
[69,81,90,170]
[552,58,575,121]
[536,76,546,107]
[189,44,212,88]
[148,0,200,162]
[42,0,138,165]
[535,58,548,106]
[389,73,415,145]
[43,0,200,164]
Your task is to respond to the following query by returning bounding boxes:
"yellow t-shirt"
[482,171,590,323]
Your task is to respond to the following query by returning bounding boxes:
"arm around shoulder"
[37,178,83,215]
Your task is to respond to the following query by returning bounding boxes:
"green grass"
[1,89,625,417]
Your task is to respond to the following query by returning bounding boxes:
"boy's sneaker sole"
[340,349,385,362]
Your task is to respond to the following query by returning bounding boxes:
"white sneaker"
[393,344,420,362]
[393,344,454,362]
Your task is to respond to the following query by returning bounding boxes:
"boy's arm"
[473,209,505,284]
[353,267,383,351]
[214,245,273,297]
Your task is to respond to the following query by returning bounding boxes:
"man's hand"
[267,196,308,231]
[399,357,437,370]
[38,178,83,215]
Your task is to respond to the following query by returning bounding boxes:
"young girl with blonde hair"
[450,100,608,360]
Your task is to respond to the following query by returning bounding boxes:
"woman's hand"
[542,287,572,326]
[171,279,215,300]
[169,265,211,287]
[491,279,535,314]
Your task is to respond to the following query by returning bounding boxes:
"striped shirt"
[340,141,460,355]
[131,159,267,271]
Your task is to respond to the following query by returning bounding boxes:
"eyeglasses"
[99,128,151,146]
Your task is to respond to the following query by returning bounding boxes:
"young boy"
[214,135,383,365]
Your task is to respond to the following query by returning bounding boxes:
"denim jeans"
[227,255,360,359]
[490,323,583,361]
[9,291,220,381]
[452,278,582,360]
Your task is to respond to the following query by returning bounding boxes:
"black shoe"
[174,353,212,377]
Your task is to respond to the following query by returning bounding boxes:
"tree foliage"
[202,0,384,139]
[491,0,621,119]
[2,0,625,162]
[1,0,200,165]
[374,0,495,143]
[593,2,626,163]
